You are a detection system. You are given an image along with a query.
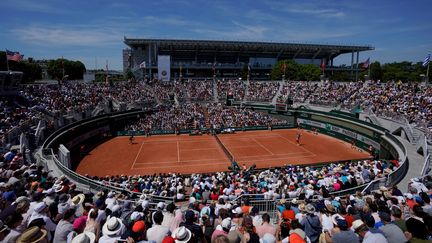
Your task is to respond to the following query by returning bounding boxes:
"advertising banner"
[157,55,171,81]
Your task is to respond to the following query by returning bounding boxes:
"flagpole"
[427,62,430,83]
[5,50,10,71]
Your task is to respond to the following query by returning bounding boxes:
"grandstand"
[123,38,374,81]
[1,79,432,243]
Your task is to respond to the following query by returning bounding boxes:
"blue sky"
[1,0,431,71]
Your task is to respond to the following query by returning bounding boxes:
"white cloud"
[286,8,345,18]
[268,1,346,19]
[0,0,67,14]
[11,25,122,46]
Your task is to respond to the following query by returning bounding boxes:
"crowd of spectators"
[207,104,287,129]
[217,80,246,101]
[342,81,432,132]
[184,80,214,101]
[2,140,430,243]
[277,82,317,104]
[124,103,288,132]
[246,82,280,102]
[0,97,41,149]
[125,103,207,132]
[309,82,364,107]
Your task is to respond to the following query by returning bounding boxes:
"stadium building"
[123,37,374,81]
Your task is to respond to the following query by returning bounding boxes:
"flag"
[139,61,146,69]
[361,58,370,69]
[423,54,430,67]
[320,59,326,71]
[6,49,23,62]
[280,62,286,73]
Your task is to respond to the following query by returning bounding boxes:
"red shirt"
[210,193,219,201]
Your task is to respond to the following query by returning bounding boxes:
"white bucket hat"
[171,226,192,243]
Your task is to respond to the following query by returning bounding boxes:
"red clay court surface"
[76,129,372,176]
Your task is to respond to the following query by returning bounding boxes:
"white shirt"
[363,231,389,243]
[146,224,169,243]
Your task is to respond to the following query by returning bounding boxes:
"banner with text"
[157,55,171,81]
[297,118,380,149]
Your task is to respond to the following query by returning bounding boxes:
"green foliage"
[240,64,248,80]
[0,51,42,82]
[271,59,428,82]
[298,64,321,81]
[271,60,300,80]
[124,68,134,81]
[47,58,86,80]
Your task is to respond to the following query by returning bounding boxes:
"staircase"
[244,80,250,102]
[412,128,423,144]
[271,81,284,104]
[213,79,219,102]
[203,106,211,129]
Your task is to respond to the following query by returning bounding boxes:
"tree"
[369,61,383,81]
[124,68,135,82]
[0,51,42,82]
[271,60,299,80]
[47,58,86,80]
[298,64,321,81]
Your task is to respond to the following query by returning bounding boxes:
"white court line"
[130,142,145,169]
[252,138,274,155]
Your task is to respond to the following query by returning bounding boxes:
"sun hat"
[54,184,65,193]
[325,204,335,213]
[171,226,192,243]
[71,232,96,243]
[34,202,47,213]
[298,203,306,212]
[232,206,243,215]
[352,219,366,232]
[102,217,125,236]
[71,194,85,207]
[305,204,316,214]
[221,217,232,229]
[16,226,47,243]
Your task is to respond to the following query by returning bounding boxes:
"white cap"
[221,217,232,229]
[130,211,144,221]
[157,202,165,210]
